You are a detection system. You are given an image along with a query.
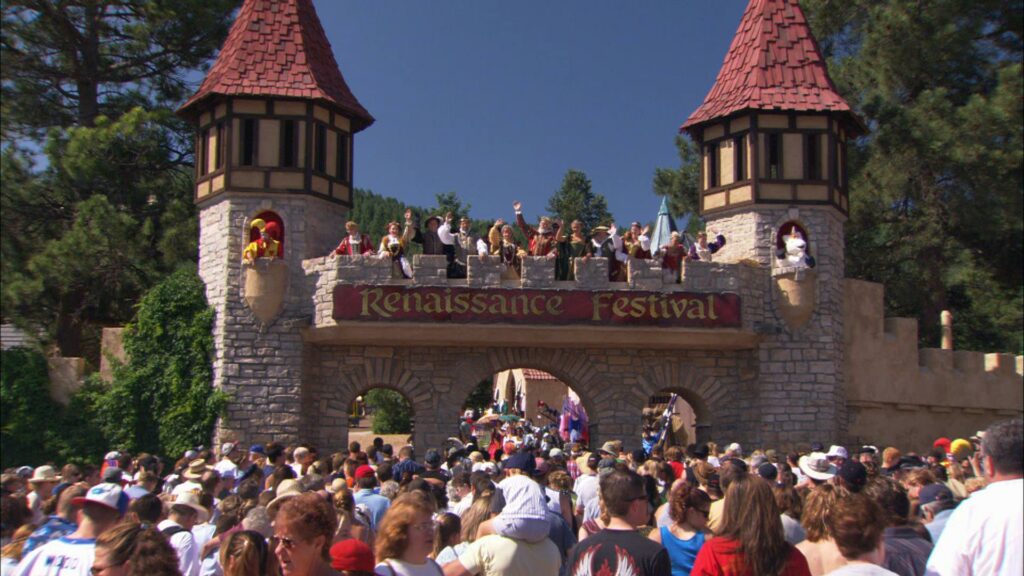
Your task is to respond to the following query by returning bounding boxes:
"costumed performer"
[242,218,281,264]
[378,209,415,278]
[488,218,526,280]
[331,221,375,257]
[590,223,627,281]
[688,230,726,262]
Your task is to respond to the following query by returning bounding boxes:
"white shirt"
[13,535,95,576]
[212,458,238,482]
[573,474,599,514]
[172,479,203,497]
[158,519,200,576]
[925,478,1023,576]
[452,492,474,517]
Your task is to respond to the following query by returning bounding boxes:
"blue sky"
[314,0,749,226]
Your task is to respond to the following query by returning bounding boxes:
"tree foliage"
[91,266,226,456]
[804,0,1023,353]
[546,169,613,231]
[652,134,702,227]
[365,388,412,435]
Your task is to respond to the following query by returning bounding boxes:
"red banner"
[333,285,741,328]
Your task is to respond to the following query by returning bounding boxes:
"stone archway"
[636,360,730,446]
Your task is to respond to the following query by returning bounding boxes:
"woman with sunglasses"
[274,493,339,576]
[649,483,712,576]
[374,493,441,576]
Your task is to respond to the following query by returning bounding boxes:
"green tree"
[546,169,613,231]
[90,265,227,456]
[804,0,1023,353]
[1,0,237,137]
[462,380,493,412]
[652,134,702,226]
[365,388,412,435]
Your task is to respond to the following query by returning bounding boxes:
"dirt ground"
[346,415,412,449]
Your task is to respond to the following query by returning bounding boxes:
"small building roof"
[681,0,860,134]
[179,0,374,131]
[520,369,559,381]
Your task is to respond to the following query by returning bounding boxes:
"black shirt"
[565,528,671,576]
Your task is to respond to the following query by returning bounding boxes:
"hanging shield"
[244,259,288,324]
[773,268,817,330]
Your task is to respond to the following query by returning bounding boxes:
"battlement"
[844,278,1022,447]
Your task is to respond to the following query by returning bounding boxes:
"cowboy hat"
[267,478,303,513]
[798,452,837,481]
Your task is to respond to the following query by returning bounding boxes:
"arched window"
[249,210,286,256]
[776,221,809,252]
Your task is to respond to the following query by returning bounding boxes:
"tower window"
[734,135,746,181]
[215,122,225,170]
[241,118,256,166]
[707,142,720,188]
[199,128,210,176]
[806,134,820,180]
[767,133,781,179]
[336,131,349,181]
[281,120,297,168]
[314,123,327,173]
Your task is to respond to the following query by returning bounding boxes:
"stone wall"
[298,344,759,453]
[198,193,348,444]
[844,279,1023,450]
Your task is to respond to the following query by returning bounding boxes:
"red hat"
[354,465,376,480]
[263,221,281,240]
[330,538,375,572]
[933,437,952,452]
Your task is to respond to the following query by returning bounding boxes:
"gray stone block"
[574,257,609,289]
[521,256,555,288]
[467,256,504,287]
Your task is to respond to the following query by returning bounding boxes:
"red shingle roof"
[179,0,374,132]
[681,0,856,133]
[521,369,559,381]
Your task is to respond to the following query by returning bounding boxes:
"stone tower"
[681,0,864,446]
[178,0,373,443]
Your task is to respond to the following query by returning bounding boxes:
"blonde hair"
[0,524,35,561]
[375,493,435,561]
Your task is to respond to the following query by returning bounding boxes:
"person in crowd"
[797,483,847,576]
[334,221,376,257]
[1,525,35,575]
[330,538,375,576]
[572,454,600,524]
[589,224,626,281]
[353,466,390,532]
[331,482,374,547]
[861,477,931,576]
[707,458,747,532]
[373,493,442,576]
[159,490,209,576]
[687,230,725,262]
[691,475,810,576]
[125,493,163,526]
[926,417,1023,576]
[15,482,128,576]
[648,483,710,576]
[26,466,59,526]
[378,212,415,279]
[773,484,806,546]
[488,219,526,280]
[835,461,868,494]
[221,529,278,576]
[431,513,461,564]
[391,448,426,485]
[412,214,446,256]
[798,452,837,488]
[452,216,489,274]
[91,522,181,576]
[22,483,84,555]
[916,484,955,544]
[214,442,241,487]
[565,469,670,576]
[273,492,338,576]
[826,494,899,575]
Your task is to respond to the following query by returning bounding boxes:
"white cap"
[72,482,128,515]
[726,442,742,455]
[826,445,849,459]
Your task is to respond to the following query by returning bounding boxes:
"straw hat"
[267,479,303,513]
[798,452,838,481]
[172,490,210,523]
[29,465,59,484]
[181,459,209,480]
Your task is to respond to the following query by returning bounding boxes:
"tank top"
[660,525,706,576]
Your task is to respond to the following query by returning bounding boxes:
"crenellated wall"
[844,279,1023,449]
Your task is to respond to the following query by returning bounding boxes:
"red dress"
[691,537,811,576]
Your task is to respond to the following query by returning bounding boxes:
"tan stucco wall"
[98,327,126,382]
[844,279,1023,450]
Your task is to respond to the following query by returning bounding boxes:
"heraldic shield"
[244,259,288,324]
[773,268,817,330]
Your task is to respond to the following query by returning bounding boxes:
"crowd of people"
[327,203,728,282]
[1,417,1020,576]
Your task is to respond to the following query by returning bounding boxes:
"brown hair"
[432,512,461,558]
[862,477,910,526]
[221,529,277,576]
[0,524,35,562]
[717,476,790,576]
[668,483,711,524]
[547,470,572,492]
[828,493,886,560]
[95,522,181,575]
[881,447,901,468]
[773,484,803,520]
[276,493,338,560]
[599,469,645,518]
[801,483,847,542]
[460,494,492,543]
[375,493,435,561]
[904,468,937,489]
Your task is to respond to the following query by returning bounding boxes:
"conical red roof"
[682,0,857,133]
[179,0,374,132]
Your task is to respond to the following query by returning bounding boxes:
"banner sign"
[333,285,741,328]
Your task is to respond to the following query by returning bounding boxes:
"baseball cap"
[101,467,124,484]
[826,445,849,460]
[757,462,778,481]
[503,452,536,475]
[72,482,129,515]
[424,449,442,467]
[330,539,375,572]
[810,442,825,452]
[220,442,237,456]
[837,460,868,490]
[249,444,266,456]
[354,465,376,480]
[918,483,954,507]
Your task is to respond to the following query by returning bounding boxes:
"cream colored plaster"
[759,114,788,129]
[275,100,307,116]
[782,133,803,179]
[796,116,827,129]
[270,172,304,189]
[234,100,267,115]
[258,119,280,166]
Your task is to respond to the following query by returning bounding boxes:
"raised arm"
[513,201,537,238]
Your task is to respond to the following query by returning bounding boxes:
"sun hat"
[326,478,347,494]
[330,538,375,572]
[72,482,129,515]
[267,478,303,513]
[826,445,849,460]
[798,452,838,481]
[590,226,610,235]
[172,490,210,523]
[182,459,209,480]
[29,466,59,484]
[598,441,618,456]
